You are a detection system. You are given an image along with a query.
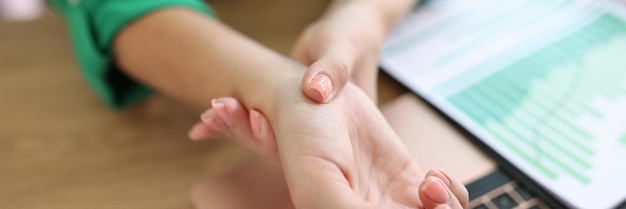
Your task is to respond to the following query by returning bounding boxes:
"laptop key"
[514,186,535,200]
[492,193,518,209]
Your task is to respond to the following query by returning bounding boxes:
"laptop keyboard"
[466,170,549,209]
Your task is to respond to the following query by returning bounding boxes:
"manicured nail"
[200,109,216,123]
[309,74,332,102]
[422,177,450,204]
[431,169,451,187]
[211,98,224,109]
[211,99,232,126]
[250,109,267,139]
[436,169,453,187]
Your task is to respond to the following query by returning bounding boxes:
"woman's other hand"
[293,1,388,103]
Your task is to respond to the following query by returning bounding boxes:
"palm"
[272,83,423,208]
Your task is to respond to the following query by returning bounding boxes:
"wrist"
[234,57,307,121]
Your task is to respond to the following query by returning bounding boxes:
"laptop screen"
[380,0,626,208]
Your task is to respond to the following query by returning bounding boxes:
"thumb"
[302,46,356,103]
[419,169,468,209]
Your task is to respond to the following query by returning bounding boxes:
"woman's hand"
[271,83,467,208]
[189,81,468,208]
[293,1,389,103]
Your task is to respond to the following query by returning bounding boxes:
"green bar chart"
[445,14,626,185]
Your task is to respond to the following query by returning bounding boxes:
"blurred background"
[0,0,44,21]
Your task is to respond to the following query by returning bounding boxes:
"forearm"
[113,7,300,112]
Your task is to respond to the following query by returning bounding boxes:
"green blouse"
[49,0,216,109]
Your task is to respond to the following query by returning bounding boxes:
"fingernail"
[250,109,267,139]
[211,99,232,126]
[433,169,452,187]
[422,177,450,204]
[309,74,332,102]
[200,109,216,123]
[211,98,224,109]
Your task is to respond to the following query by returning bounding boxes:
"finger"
[210,98,259,148]
[188,121,223,141]
[188,109,225,140]
[419,176,463,209]
[431,169,469,208]
[419,169,468,209]
[206,98,280,162]
[302,44,356,103]
[249,109,279,160]
[187,98,265,148]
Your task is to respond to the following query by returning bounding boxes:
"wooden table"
[0,1,408,208]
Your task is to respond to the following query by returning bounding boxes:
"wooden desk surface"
[0,1,407,208]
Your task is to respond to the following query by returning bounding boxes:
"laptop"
[379,0,626,208]
[382,93,549,209]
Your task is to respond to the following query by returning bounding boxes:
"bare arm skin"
[113,7,297,112]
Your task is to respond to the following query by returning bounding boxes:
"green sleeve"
[49,0,217,109]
